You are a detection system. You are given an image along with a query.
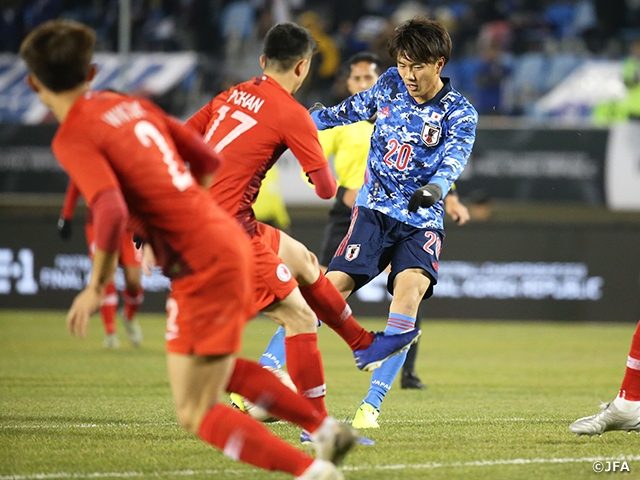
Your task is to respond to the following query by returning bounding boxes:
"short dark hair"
[20,19,95,92]
[387,17,452,65]
[263,22,317,72]
[346,52,383,76]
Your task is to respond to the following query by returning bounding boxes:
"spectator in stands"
[296,10,340,105]
[0,0,24,52]
[474,42,511,115]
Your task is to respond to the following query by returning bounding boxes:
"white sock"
[613,395,640,412]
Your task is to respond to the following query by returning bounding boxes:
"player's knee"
[282,304,317,334]
[175,405,201,435]
[293,250,320,286]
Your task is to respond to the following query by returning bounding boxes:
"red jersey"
[187,75,329,236]
[53,91,239,279]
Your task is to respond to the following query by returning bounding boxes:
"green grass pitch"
[1,310,639,479]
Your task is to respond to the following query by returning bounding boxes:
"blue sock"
[259,326,287,369]
[363,313,416,410]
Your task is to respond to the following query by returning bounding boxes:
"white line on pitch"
[3,455,640,480]
[0,422,178,430]
[1,417,557,429]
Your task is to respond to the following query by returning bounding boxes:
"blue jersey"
[311,68,477,230]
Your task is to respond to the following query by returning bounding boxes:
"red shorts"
[85,224,142,267]
[252,222,298,311]
[166,230,255,356]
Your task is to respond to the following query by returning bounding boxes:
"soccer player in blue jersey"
[310,17,478,428]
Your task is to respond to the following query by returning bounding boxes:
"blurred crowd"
[2,0,640,116]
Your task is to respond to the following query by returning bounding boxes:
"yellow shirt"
[253,165,291,230]
[318,120,374,190]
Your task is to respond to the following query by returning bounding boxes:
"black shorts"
[326,206,443,298]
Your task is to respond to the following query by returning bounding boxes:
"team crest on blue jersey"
[345,244,361,261]
[421,122,441,147]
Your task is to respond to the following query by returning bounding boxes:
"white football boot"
[570,401,640,436]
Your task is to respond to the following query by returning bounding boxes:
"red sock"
[123,286,144,321]
[198,404,314,476]
[100,282,118,335]
[300,272,373,351]
[227,358,324,433]
[619,321,640,401]
[285,333,328,417]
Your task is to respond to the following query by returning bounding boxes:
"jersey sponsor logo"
[276,263,292,282]
[421,121,441,147]
[379,106,390,118]
[345,244,361,262]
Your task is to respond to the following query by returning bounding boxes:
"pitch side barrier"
[2,122,640,320]
[1,211,639,322]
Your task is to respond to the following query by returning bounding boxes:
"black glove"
[57,217,72,240]
[304,172,314,185]
[133,233,145,249]
[408,184,442,212]
[308,102,325,114]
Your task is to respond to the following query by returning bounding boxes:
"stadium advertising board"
[455,126,608,204]
[2,214,639,322]
[0,125,610,205]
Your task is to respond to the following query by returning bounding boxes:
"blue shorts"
[327,206,444,298]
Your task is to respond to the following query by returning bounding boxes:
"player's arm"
[53,134,127,338]
[68,187,126,338]
[307,167,337,199]
[165,115,222,188]
[428,105,478,197]
[410,106,478,212]
[185,101,213,136]
[58,180,81,240]
[287,112,337,199]
[444,185,470,225]
[310,78,379,130]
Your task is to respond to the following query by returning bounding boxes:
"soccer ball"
[229,366,297,423]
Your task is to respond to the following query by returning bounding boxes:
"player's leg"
[86,221,119,348]
[168,230,351,478]
[278,230,374,352]
[278,217,420,369]
[226,357,358,464]
[570,320,640,435]
[401,309,427,390]
[100,281,119,348]
[262,289,328,417]
[119,236,144,346]
[169,352,340,477]
[121,235,144,319]
[247,227,329,416]
[353,268,430,429]
[259,325,286,369]
[120,264,143,346]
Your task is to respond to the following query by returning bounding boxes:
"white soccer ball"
[229,366,297,423]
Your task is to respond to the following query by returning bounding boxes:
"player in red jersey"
[20,19,356,479]
[187,22,421,433]
[59,181,143,348]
